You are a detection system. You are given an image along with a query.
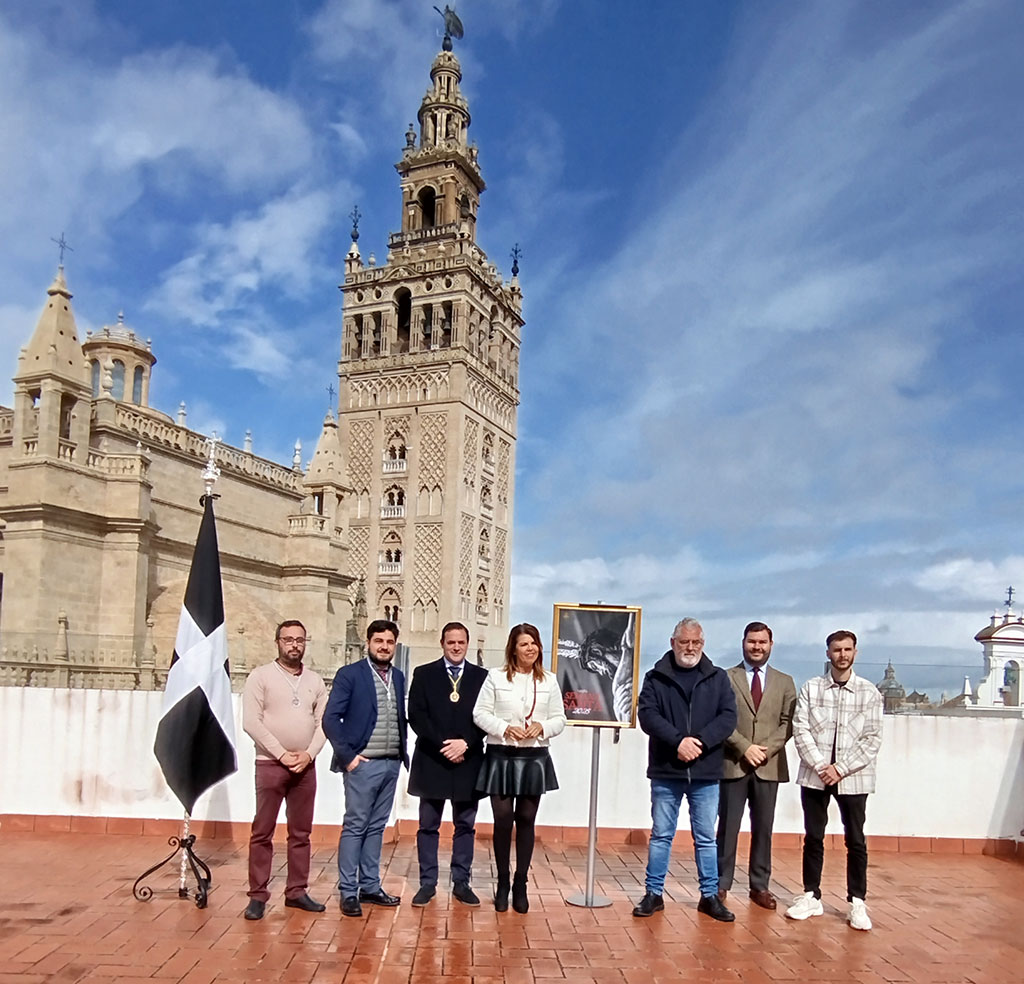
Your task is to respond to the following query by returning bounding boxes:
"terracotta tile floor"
[1,830,1021,983]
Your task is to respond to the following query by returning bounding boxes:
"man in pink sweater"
[242,620,328,920]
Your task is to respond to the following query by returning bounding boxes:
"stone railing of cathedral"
[387,222,463,250]
[112,405,302,492]
[1,637,304,693]
[287,514,328,533]
[349,239,521,309]
[0,640,163,692]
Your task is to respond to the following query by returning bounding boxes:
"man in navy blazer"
[324,619,409,917]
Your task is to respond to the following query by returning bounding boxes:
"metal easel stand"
[566,728,613,908]
[132,813,213,908]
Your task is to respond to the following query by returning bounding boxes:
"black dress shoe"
[358,889,401,907]
[511,874,529,914]
[341,896,363,917]
[697,894,736,922]
[243,899,266,920]
[285,893,326,912]
[631,892,664,917]
[453,882,481,906]
[494,876,510,912]
[411,884,436,907]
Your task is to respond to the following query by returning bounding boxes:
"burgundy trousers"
[248,759,317,901]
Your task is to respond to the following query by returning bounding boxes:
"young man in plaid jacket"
[787,630,883,931]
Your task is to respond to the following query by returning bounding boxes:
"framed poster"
[551,604,642,728]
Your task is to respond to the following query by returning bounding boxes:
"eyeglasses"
[279,636,307,645]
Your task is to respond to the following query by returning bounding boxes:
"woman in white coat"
[473,622,566,913]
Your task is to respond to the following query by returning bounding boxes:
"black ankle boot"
[494,874,510,912]
[512,873,529,913]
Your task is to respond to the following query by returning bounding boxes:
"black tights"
[490,794,540,878]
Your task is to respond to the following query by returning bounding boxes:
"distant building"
[921,600,1024,719]
[876,661,907,713]
[967,606,1023,714]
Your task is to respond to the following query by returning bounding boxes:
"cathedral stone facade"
[0,42,518,689]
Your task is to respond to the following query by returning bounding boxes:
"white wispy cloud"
[915,558,1024,604]
[149,187,343,327]
[306,0,442,135]
[0,14,315,274]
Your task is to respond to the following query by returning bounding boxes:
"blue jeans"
[338,758,401,897]
[645,778,720,898]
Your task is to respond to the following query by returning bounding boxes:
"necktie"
[449,665,460,682]
[751,667,762,711]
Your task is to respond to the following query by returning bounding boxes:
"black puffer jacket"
[637,652,737,781]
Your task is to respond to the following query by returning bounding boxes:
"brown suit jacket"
[722,663,797,782]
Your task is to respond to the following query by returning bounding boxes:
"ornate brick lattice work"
[463,418,479,487]
[493,528,508,605]
[383,414,411,441]
[497,439,511,505]
[418,412,447,487]
[349,526,370,582]
[348,369,450,409]
[467,378,515,429]
[348,419,375,487]
[414,524,443,604]
[459,513,474,595]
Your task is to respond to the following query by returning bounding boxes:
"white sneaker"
[785,892,824,920]
[848,897,872,931]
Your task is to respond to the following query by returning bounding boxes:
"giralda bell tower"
[336,30,522,665]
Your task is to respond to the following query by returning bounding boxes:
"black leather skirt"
[476,746,559,796]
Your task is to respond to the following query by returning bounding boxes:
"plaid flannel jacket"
[792,670,883,795]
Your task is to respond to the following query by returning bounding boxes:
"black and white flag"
[153,495,237,813]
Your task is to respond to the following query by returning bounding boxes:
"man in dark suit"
[407,621,488,907]
[716,621,797,910]
[323,619,408,917]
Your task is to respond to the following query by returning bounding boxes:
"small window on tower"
[418,186,437,228]
[395,288,411,353]
[111,360,126,401]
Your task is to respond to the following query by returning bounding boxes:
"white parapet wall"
[1,686,1022,840]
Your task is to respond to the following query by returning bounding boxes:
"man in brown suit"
[716,621,796,909]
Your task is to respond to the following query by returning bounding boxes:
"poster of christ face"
[551,604,642,727]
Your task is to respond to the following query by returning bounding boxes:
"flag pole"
[178,813,191,897]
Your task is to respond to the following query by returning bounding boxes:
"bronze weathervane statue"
[434,5,464,51]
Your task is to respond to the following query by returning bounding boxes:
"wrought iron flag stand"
[132,814,213,908]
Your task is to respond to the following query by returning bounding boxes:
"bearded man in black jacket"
[632,617,737,922]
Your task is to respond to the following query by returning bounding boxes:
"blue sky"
[2,0,1022,694]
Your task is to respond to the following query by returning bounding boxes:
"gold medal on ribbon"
[449,691,460,703]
